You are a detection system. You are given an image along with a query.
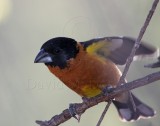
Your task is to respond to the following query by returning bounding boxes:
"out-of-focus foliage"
[0,0,159,126]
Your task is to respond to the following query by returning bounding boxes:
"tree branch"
[118,0,159,84]
[96,0,159,125]
[96,100,112,126]
[36,71,160,126]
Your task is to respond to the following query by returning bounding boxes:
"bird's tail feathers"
[113,93,156,122]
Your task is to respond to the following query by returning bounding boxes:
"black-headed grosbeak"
[35,36,158,121]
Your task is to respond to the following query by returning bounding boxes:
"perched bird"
[34,37,158,121]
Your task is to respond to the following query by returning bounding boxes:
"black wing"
[81,36,158,65]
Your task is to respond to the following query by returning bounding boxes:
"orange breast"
[47,44,121,97]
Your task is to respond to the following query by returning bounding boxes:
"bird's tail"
[113,92,155,122]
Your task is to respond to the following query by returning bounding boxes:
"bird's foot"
[69,103,81,122]
[102,85,115,96]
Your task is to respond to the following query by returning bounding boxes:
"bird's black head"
[34,37,79,69]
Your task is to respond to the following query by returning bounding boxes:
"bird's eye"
[54,49,60,54]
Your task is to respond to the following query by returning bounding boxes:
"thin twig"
[118,0,159,84]
[36,71,160,126]
[96,100,112,126]
[97,0,159,125]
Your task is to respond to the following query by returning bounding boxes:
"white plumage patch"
[137,104,156,116]
[119,109,132,121]
[134,48,159,61]
[109,38,123,51]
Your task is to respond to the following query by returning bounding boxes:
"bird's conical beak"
[34,49,53,63]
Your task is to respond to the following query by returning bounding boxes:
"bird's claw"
[102,85,114,96]
[69,104,81,122]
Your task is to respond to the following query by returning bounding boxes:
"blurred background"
[0,0,160,126]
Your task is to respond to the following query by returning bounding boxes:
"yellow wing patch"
[85,40,111,64]
[86,40,109,53]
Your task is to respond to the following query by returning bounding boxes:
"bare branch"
[118,0,159,84]
[97,0,159,125]
[96,100,112,126]
[36,71,160,126]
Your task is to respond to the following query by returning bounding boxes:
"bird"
[34,36,158,121]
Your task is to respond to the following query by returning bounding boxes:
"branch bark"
[118,0,159,84]
[96,0,159,125]
[36,71,160,126]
